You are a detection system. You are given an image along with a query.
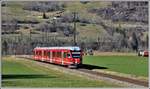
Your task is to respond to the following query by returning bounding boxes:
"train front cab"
[65,50,82,68]
[50,49,82,68]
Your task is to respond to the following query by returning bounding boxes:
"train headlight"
[75,59,78,64]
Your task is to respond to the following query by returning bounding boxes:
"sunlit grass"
[83,55,148,77]
[2,56,120,87]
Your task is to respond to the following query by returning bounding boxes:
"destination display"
[71,52,81,54]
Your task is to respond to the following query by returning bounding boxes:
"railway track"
[78,68,148,87]
[16,55,148,87]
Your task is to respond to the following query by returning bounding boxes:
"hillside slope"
[1,1,148,54]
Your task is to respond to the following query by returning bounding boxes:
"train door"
[52,50,57,64]
[53,50,61,64]
[61,51,64,65]
[56,51,61,64]
[35,50,39,60]
[67,50,72,64]
[63,51,67,65]
[43,50,46,61]
[40,50,44,61]
[63,50,72,65]
[50,50,53,63]
[45,50,49,61]
[37,50,41,60]
[47,50,51,63]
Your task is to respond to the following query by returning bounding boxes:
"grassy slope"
[2,1,110,41]
[2,56,119,87]
[66,1,110,41]
[2,2,28,21]
[83,56,148,77]
[3,1,147,42]
[65,1,110,13]
[2,1,147,30]
[2,1,44,23]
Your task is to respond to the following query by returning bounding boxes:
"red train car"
[33,46,83,68]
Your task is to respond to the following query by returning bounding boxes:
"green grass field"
[83,56,148,77]
[2,56,120,87]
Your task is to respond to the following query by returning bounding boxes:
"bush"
[23,2,65,12]
[80,23,87,26]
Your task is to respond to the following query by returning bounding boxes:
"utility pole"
[73,12,77,46]
[53,17,56,46]
[29,28,31,54]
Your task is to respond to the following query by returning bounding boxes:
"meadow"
[2,55,148,87]
[2,56,120,87]
[83,55,148,77]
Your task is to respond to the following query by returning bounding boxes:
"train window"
[39,51,41,56]
[52,52,54,57]
[57,52,58,57]
[56,52,59,58]
[44,51,47,56]
[54,52,56,57]
[60,52,62,58]
[35,51,37,55]
[41,51,43,56]
[67,54,71,58]
[37,51,39,55]
[40,51,42,56]
[48,52,51,58]
[38,51,40,55]
[36,51,37,55]
[58,52,61,58]
[56,52,58,57]
[54,52,57,57]
[52,51,53,57]
[53,52,54,56]
[63,52,67,58]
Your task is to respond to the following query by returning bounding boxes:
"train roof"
[34,46,81,51]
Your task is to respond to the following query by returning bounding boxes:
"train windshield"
[71,52,81,58]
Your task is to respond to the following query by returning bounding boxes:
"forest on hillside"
[1,1,148,55]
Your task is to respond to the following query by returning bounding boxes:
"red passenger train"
[33,46,83,68]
